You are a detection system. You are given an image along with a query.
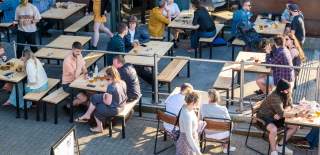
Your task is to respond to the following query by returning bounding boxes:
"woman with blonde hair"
[88,0,113,50]
[3,49,48,108]
[75,66,127,133]
[176,91,202,155]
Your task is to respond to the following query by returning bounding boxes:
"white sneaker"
[223,146,236,153]
[276,145,293,155]
[270,151,278,155]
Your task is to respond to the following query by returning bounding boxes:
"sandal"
[74,116,90,123]
[90,127,103,133]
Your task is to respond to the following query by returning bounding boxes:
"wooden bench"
[108,96,141,139]
[23,78,60,121]
[158,58,190,93]
[42,87,70,124]
[0,22,13,42]
[212,63,238,108]
[231,38,246,61]
[84,52,105,69]
[64,15,93,35]
[150,36,164,41]
[199,24,225,59]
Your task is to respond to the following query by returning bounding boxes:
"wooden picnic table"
[46,35,91,49]
[0,59,26,118]
[254,16,286,36]
[34,48,70,60]
[124,41,174,67]
[170,87,209,107]
[69,67,109,93]
[283,102,320,155]
[211,11,233,21]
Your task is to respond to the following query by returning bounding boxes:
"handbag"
[168,109,182,142]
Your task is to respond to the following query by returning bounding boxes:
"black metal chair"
[200,117,232,155]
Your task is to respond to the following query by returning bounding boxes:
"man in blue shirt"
[231,0,253,37]
[0,0,19,23]
[32,0,55,37]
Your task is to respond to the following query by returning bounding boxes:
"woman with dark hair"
[75,66,127,133]
[88,0,113,50]
[257,79,299,155]
[190,0,216,51]
[284,33,305,76]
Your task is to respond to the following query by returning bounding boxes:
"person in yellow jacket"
[148,0,171,38]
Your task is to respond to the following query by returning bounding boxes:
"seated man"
[163,83,193,132]
[148,0,171,38]
[106,22,128,65]
[257,79,300,155]
[112,55,141,101]
[231,0,260,49]
[32,0,55,37]
[62,42,88,110]
[124,15,150,52]
[0,0,19,23]
[200,89,236,153]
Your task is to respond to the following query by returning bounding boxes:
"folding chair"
[200,117,232,154]
[154,110,178,154]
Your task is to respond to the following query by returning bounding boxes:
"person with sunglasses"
[288,4,305,45]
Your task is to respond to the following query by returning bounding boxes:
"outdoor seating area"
[0,0,320,155]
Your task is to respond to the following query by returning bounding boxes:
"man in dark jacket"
[124,16,150,52]
[106,23,128,65]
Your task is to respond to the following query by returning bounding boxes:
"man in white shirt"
[163,83,193,131]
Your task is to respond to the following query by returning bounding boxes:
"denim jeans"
[9,82,49,109]
[190,30,216,49]
[306,127,319,149]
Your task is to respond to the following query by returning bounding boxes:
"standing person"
[281,1,294,24]
[112,55,141,101]
[200,89,236,153]
[32,0,55,37]
[190,0,216,51]
[88,0,113,50]
[124,15,150,51]
[62,42,89,109]
[257,79,300,155]
[14,0,41,58]
[75,66,127,133]
[175,0,190,11]
[176,91,202,155]
[148,0,171,38]
[106,22,128,65]
[164,83,193,131]
[3,49,48,108]
[0,0,19,23]
[288,4,305,45]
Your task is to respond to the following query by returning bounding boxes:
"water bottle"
[94,65,99,77]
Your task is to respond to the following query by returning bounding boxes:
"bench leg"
[209,46,213,59]
[122,117,126,139]
[24,101,28,120]
[109,118,113,137]
[168,83,171,94]
[139,98,142,117]
[199,42,202,58]
[232,46,235,61]
[36,102,41,121]
[187,61,190,78]
[6,28,10,42]
[194,48,197,58]
[54,104,58,124]
[43,102,47,121]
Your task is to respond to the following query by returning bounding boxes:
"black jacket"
[192,6,216,32]
[88,0,111,15]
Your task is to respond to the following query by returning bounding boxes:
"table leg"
[266,75,269,96]
[167,28,171,42]
[152,66,155,101]
[318,131,320,155]
[6,28,10,42]
[15,84,20,118]
[69,89,74,123]
[282,124,287,155]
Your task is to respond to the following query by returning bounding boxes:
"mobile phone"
[140,44,147,47]
[87,84,96,88]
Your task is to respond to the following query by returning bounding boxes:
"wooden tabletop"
[285,103,320,128]
[84,52,105,69]
[232,51,271,74]
[170,87,209,106]
[168,11,199,30]
[41,3,86,20]
[254,17,286,35]
[69,67,109,93]
[124,41,173,66]
[0,59,26,83]
[211,11,233,21]
[0,22,13,28]
[34,48,70,60]
[46,35,91,49]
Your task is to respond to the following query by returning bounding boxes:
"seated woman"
[190,0,216,51]
[176,91,202,155]
[200,89,236,153]
[3,49,48,108]
[164,83,193,132]
[75,66,127,133]
[257,79,299,155]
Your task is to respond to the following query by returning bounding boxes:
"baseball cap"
[288,4,299,11]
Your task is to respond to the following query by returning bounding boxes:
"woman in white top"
[3,49,48,108]
[163,0,181,48]
[14,0,41,58]
[176,91,202,155]
[200,89,236,153]
[164,83,193,131]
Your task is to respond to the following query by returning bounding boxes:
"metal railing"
[10,41,320,111]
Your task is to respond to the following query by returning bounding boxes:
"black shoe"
[254,89,264,95]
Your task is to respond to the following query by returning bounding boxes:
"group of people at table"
[0,0,317,154]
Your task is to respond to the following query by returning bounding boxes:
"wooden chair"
[42,87,70,124]
[245,96,285,155]
[158,58,190,93]
[200,117,232,154]
[154,110,177,155]
[23,78,60,121]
